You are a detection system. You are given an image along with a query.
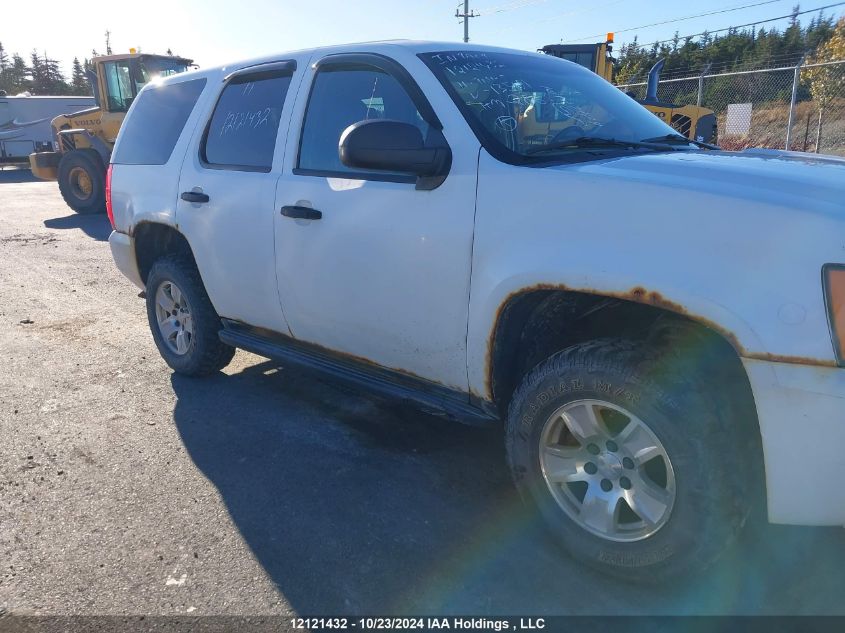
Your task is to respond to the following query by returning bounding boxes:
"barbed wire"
[622,51,810,83]
[616,55,845,86]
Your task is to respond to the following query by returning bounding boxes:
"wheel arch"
[486,286,758,417]
[132,221,197,285]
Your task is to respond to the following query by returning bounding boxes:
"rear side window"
[201,71,292,171]
[112,78,206,165]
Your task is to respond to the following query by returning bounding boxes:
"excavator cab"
[89,54,192,113]
[29,52,193,214]
[540,34,616,82]
[540,35,717,144]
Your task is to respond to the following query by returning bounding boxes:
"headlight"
[823,264,845,365]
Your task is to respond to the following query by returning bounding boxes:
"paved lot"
[1,170,844,616]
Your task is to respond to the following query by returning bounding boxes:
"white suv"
[107,41,845,581]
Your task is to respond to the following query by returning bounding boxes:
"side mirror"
[339,119,451,190]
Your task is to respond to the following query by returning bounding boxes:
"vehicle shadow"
[0,168,39,183]
[170,361,845,616]
[44,213,111,242]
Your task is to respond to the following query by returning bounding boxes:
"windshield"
[135,57,191,92]
[555,50,597,71]
[420,50,687,164]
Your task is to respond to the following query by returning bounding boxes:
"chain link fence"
[617,59,845,156]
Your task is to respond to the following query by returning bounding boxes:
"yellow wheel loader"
[540,36,717,144]
[29,52,192,214]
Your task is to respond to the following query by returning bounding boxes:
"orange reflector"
[825,265,845,363]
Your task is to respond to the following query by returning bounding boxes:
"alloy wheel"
[154,281,194,355]
[539,399,676,542]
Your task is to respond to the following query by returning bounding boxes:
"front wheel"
[505,339,751,581]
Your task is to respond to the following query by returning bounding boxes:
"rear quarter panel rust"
[468,149,844,400]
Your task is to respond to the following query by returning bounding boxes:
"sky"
[3,0,843,74]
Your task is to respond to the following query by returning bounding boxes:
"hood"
[554,148,845,217]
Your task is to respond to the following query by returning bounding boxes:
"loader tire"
[57,149,106,215]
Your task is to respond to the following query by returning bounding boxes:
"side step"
[219,322,498,427]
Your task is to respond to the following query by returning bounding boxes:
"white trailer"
[0,94,95,163]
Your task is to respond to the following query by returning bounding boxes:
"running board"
[218,321,498,427]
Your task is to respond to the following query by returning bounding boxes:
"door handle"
[281,205,322,220]
[181,191,210,204]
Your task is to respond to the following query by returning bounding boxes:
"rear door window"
[112,78,206,165]
[201,71,293,171]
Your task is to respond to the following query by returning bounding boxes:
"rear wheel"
[145,254,235,376]
[57,149,106,215]
[505,339,752,581]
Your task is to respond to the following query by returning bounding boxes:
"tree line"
[614,7,841,83]
[0,44,96,96]
[0,32,178,98]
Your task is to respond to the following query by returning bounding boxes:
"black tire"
[57,149,106,215]
[145,254,235,376]
[505,339,752,582]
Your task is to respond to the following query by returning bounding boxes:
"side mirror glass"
[338,119,451,190]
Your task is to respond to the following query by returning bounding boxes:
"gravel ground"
[1,170,843,617]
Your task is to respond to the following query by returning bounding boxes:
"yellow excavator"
[29,51,193,214]
[540,34,717,144]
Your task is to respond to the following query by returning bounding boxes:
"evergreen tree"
[9,53,30,93]
[44,54,69,94]
[30,50,45,91]
[790,4,801,27]
[614,13,841,82]
[0,42,10,94]
[71,57,88,95]
[25,50,70,94]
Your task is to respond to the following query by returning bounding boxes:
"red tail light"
[105,164,115,229]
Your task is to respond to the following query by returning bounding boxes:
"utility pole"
[455,1,478,43]
[105,30,112,55]
[785,55,804,151]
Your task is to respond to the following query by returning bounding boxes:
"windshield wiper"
[525,136,677,155]
[641,133,719,150]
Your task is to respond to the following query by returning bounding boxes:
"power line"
[476,0,547,15]
[490,0,626,35]
[562,0,788,43]
[617,2,845,52]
